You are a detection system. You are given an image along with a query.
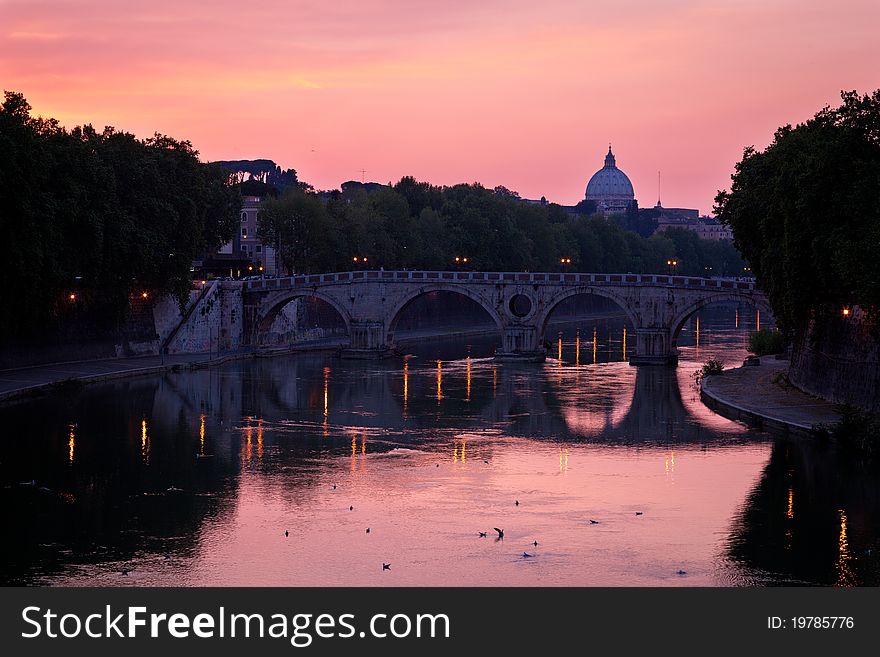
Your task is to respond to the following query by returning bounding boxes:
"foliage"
[701,359,725,376]
[715,90,880,332]
[259,188,342,274]
[0,91,240,343]
[748,328,787,355]
[213,159,305,192]
[260,179,745,277]
[823,405,880,455]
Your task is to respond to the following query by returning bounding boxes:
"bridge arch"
[534,286,640,346]
[384,283,504,345]
[254,290,353,347]
[669,292,774,347]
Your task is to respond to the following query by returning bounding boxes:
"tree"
[715,89,880,331]
[0,92,239,343]
[259,188,342,274]
[573,199,597,216]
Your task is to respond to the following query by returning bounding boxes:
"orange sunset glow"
[2,0,878,212]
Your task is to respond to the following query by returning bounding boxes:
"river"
[1,305,878,586]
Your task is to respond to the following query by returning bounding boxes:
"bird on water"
[383,563,391,570]
[494,528,504,540]
[284,530,289,537]
[478,531,487,537]
[522,552,533,558]
[589,519,600,524]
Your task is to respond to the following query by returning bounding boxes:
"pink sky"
[2,0,878,213]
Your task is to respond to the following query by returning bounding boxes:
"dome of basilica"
[585,146,635,212]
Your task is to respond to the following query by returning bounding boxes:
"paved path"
[701,358,841,434]
[0,353,220,401]
[0,335,362,403]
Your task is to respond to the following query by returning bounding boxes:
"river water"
[1,305,878,586]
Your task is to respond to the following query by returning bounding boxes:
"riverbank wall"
[788,307,880,413]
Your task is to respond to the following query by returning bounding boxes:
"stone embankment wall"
[162,281,243,354]
[789,307,880,412]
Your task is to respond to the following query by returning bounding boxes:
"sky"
[2,0,878,213]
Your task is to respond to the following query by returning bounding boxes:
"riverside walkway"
[0,353,221,402]
[700,358,842,435]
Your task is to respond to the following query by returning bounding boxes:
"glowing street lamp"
[666,259,678,274]
[68,292,77,302]
[842,307,851,317]
[141,291,149,299]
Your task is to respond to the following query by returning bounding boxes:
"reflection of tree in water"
[727,440,880,585]
[0,377,241,584]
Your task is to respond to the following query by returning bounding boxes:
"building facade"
[237,196,278,275]
[195,195,280,278]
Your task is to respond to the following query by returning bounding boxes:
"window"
[256,244,262,253]
[242,227,248,238]
[241,212,247,223]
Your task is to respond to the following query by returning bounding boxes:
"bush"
[828,405,880,455]
[701,359,725,376]
[748,329,786,356]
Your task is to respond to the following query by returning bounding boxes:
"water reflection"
[68,423,75,465]
[726,438,880,586]
[0,305,877,586]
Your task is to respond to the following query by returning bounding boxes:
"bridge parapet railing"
[243,271,757,291]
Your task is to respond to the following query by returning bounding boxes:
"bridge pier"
[629,328,678,366]
[495,325,546,362]
[339,320,393,359]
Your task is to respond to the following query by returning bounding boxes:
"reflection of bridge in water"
[178,270,771,365]
[151,355,746,449]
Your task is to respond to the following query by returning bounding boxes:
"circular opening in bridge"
[508,294,533,318]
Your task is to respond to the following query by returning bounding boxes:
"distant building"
[690,217,733,241]
[195,195,279,277]
[654,203,699,231]
[655,205,733,241]
[237,196,278,274]
[585,146,636,215]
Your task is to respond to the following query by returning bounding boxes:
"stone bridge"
[226,270,771,365]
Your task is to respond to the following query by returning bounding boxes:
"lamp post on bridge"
[666,259,678,275]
